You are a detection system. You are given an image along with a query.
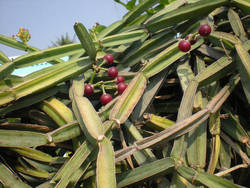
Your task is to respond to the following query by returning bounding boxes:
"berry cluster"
[178,24,211,52]
[84,54,128,105]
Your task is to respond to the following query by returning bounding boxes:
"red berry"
[116,75,125,84]
[84,84,94,96]
[198,24,211,37]
[100,93,112,105]
[104,54,114,65]
[185,34,197,45]
[178,40,191,52]
[117,82,127,94]
[107,67,118,78]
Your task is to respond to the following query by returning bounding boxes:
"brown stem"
[119,128,134,169]
[215,164,248,177]
[219,38,232,60]
[0,122,53,132]
[115,75,240,163]
[220,131,250,165]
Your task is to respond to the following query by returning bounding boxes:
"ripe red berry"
[178,40,191,52]
[100,93,113,105]
[117,82,127,94]
[107,67,118,78]
[198,24,211,37]
[84,84,94,96]
[104,54,114,65]
[185,34,197,45]
[116,75,125,84]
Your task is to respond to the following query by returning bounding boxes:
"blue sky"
[0,0,127,57]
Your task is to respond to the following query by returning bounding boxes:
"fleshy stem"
[99,67,108,71]
[99,59,107,67]
[187,32,198,41]
[92,60,108,73]
[93,80,116,87]
[90,57,109,84]
[89,69,97,84]
[106,85,117,89]
[101,83,106,94]
[89,57,114,87]
[219,38,232,60]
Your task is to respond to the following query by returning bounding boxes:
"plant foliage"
[0,0,249,187]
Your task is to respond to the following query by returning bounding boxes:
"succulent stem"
[89,69,97,84]
[101,83,106,94]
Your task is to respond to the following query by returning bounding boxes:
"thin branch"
[220,131,250,165]
[115,75,240,162]
[0,122,53,132]
[215,164,248,177]
[119,128,134,168]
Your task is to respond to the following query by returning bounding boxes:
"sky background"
[0,0,127,57]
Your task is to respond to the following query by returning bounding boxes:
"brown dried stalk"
[220,131,250,165]
[115,75,240,162]
[215,163,248,177]
[0,122,53,132]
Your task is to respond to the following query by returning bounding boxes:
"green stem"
[103,80,116,85]
[192,32,199,39]
[99,59,107,67]
[99,67,108,71]
[93,80,116,87]
[187,32,198,41]
[89,70,97,84]
[107,85,117,89]
[101,84,106,94]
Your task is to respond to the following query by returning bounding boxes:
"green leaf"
[40,97,74,127]
[0,130,48,147]
[15,165,54,179]
[196,56,234,88]
[13,43,83,68]
[232,0,250,14]
[10,147,54,163]
[177,166,241,188]
[0,34,37,52]
[0,85,64,115]
[72,96,104,144]
[145,0,229,32]
[109,73,147,124]
[142,39,203,78]
[235,40,250,103]
[74,22,97,60]
[131,69,169,120]
[52,141,93,183]
[0,57,91,106]
[221,112,250,145]
[49,121,81,143]
[0,162,31,188]
[123,0,161,24]
[0,62,15,80]
[228,8,248,41]
[117,157,175,187]
[117,29,177,70]
[97,137,116,188]
[0,51,10,64]
[101,29,148,47]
